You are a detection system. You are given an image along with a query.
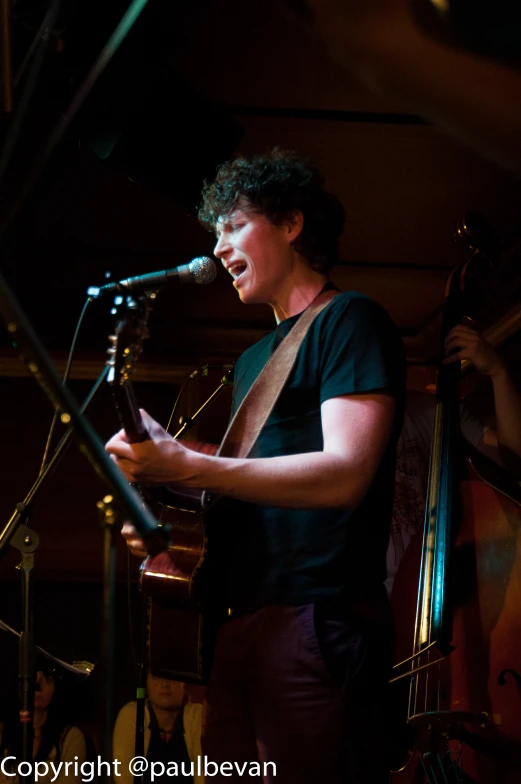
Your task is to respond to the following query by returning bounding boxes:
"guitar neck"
[111,379,149,444]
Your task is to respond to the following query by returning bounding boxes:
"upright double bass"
[391,228,521,783]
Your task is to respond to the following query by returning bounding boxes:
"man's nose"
[213,233,230,259]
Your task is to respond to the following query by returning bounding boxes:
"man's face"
[147,673,184,711]
[213,207,297,305]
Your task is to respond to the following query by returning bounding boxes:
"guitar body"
[141,499,208,683]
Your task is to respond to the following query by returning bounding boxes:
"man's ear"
[285,209,304,243]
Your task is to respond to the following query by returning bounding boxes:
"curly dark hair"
[198,148,346,274]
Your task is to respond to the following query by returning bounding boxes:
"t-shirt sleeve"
[319,296,405,405]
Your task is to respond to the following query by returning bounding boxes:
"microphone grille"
[189,256,217,284]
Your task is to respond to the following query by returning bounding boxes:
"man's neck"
[270,272,329,323]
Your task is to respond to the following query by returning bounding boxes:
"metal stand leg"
[134,593,148,783]
[97,495,119,784]
[10,522,39,784]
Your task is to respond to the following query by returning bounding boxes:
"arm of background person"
[445,325,521,473]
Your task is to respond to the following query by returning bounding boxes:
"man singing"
[106,148,406,783]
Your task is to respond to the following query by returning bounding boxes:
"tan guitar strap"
[202,288,339,507]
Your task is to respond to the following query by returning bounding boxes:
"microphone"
[87,256,217,297]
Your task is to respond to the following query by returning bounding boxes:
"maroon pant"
[202,601,394,783]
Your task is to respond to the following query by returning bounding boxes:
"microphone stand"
[0,2,155,778]
[133,592,148,784]
[0,272,166,781]
[0,275,166,551]
[0,366,109,781]
[0,367,109,557]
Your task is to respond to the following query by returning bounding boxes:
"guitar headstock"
[106,294,151,388]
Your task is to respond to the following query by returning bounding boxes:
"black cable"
[127,548,138,679]
[165,370,199,434]
[14,2,61,88]
[0,0,63,185]
[39,296,93,473]
[0,0,151,241]
[166,364,235,436]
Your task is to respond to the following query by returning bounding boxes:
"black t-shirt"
[206,290,406,612]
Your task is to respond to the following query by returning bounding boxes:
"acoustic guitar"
[106,293,219,683]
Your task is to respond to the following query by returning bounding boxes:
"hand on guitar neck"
[106,409,193,484]
[106,410,218,558]
[107,409,219,480]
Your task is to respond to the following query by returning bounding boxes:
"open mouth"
[228,262,247,281]
[228,261,248,287]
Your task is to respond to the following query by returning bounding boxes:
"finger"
[139,408,157,428]
[109,453,138,482]
[445,328,478,344]
[444,337,472,353]
[108,452,126,474]
[445,325,478,341]
[139,408,169,438]
[123,531,146,549]
[105,439,138,461]
[445,332,479,350]
[121,529,145,547]
[128,541,147,558]
[105,431,124,451]
[121,524,147,556]
[456,322,478,333]
[121,521,139,538]
[442,352,465,364]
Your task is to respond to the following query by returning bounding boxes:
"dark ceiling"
[1,0,521,374]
